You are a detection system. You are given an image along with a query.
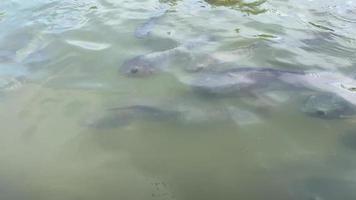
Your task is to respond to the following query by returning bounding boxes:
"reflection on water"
[0,0,356,199]
[205,0,267,14]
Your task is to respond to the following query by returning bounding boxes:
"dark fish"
[86,105,182,129]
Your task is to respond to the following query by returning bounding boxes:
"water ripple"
[66,40,111,51]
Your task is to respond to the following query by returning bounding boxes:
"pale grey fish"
[182,67,356,119]
[86,105,182,129]
[120,49,184,77]
[279,71,356,107]
[120,35,214,77]
[182,67,356,105]
[301,92,356,119]
[134,5,169,38]
[180,67,304,96]
[134,16,161,38]
[291,178,356,200]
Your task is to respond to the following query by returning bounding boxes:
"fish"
[280,71,356,107]
[86,103,265,129]
[180,66,356,119]
[120,35,215,77]
[181,67,356,104]
[301,92,355,119]
[179,67,304,96]
[120,53,173,77]
[134,16,162,38]
[134,5,169,38]
[86,105,183,129]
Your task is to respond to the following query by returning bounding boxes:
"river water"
[0,0,356,199]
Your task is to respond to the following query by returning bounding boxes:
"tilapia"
[86,103,264,129]
[280,71,356,107]
[181,67,356,119]
[179,67,304,96]
[301,92,355,119]
[86,105,183,129]
[134,5,169,38]
[181,67,356,102]
[120,35,215,77]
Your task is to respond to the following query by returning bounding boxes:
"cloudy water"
[0,0,356,199]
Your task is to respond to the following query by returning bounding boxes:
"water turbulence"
[1,0,356,200]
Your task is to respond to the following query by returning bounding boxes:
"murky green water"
[1,0,356,199]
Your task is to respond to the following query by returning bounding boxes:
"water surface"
[0,0,356,199]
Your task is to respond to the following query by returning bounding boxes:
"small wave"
[66,40,111,51]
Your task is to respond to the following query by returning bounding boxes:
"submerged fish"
[280,71,356,107]
[134,5,169,38]
[86,105,182,129]
[86,103,265,129]
[120,50,182,77]
[120,35,214,77]
[180,67,356,119]
[180,67,304,96]
[135,17,159,38]
[301,92,355,119]
[181,67,356,105]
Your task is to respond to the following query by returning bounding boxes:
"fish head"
[301,93,354,119]
[120,55,157,77]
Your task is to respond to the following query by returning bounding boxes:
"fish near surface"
[120,48,188,77]
[279,71,356,107]
[181,67,356,120]
[301,92,356,119]
[86,105,183,129]
[182,67,356,103]
[134,5,169,38]
[180,67,304,96]
[120,35,215,77]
